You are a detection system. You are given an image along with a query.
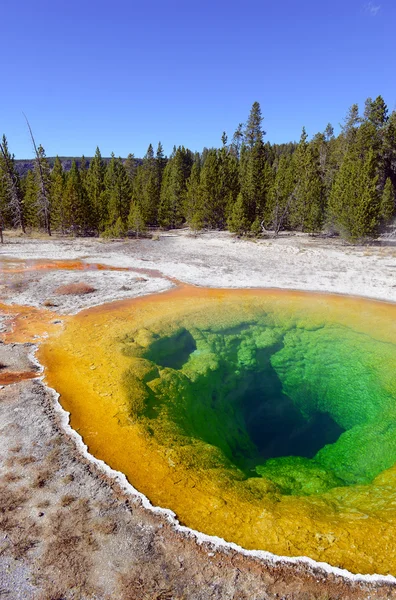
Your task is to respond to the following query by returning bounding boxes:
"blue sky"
[2,0,395,158]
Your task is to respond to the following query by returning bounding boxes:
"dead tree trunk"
[24,115,51,236]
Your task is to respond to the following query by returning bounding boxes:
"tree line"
[0,96,395,243]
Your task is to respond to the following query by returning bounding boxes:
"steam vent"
[40,286,396,576]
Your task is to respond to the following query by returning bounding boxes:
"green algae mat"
[39,286,396,575]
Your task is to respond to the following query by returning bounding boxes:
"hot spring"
[39,286,396,575]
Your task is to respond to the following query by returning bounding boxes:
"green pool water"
[121,307,396,497]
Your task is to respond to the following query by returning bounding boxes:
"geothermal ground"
[1,230,396,600]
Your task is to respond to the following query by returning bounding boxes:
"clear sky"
[2,0,395,158]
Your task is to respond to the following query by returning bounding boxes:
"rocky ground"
[1,230,396,599]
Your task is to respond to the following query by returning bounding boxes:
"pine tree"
[87,147,106,231]
[24,117,52,235]
[237,102,271,229]
[230,123,244,158]
[311,124,337,197]
[227,192,251,234]
[34,144,52,235]
[124,153,137,182]
[128,201,146,238]
[0,171,9,237]
[354,149,381,238]
[185,156,202,230]
[364,96,388,128]
[381,177,395,222]
[289,128,324,233]
[239,140,271,228]
[383,111,396,189]
[339,104,362,158]
[244,102,265,148]
[219,143,240,222]
[64,160,90,233]
[158,147,193,228]
[79,155,88,193]
[156,141,167,174]
[50,157,66,232]
[198,149,223,228]
[132,144,161,226]
[105,155,131,230]
[329,147,380,241]
[22,171,39,228]
[0,135,26,232]
[265,155,295,234]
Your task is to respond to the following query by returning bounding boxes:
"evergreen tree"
[21,171,39,228]
[156,141,167,174]
[87,147,106,231]
[105,155,131,230]
[236,102,272,230]
[0,171,9,234]
[34,144,52,235]
[185,156,202,230]
[50,157,66,232]
[198,149,229,228]
[128,201,146,238]
[265,155,295,233]
[340,104,361,155]
[79,155,89,194]
[381,177,395,222]
[364,96,388,128]
[244,101,265,148]
[0,135,26,232]
[383,111,396,189]
[239,140,271,228]
[64,160,87,233]
[227,192,251,234]
[158,146,193,228]
[219,142,240,222]
[132,143,161,226]
[230,123,244,158]
[329,147,380,241]
[289,128,324,232]
[155,141,167,216]
[124,153,137,182]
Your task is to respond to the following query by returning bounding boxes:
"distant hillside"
[14,156,142,177]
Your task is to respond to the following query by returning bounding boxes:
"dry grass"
[36,498,98,596]
[60,494,76,507]
[46,446,61,465]
[117,572,182,600]
[93,517,118,535]
[2,472,22,483]
[0,484,40,560]
[8,528,40,560]
[9,444,23,453]
[54,282,96,296]
[42,299,59,307]
[0,484,30,515]
[5,454,36,467]
[32,468,52,489]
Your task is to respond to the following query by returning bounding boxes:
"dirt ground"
[1,230,396,599]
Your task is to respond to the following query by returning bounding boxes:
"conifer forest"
[1,96,395,243]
